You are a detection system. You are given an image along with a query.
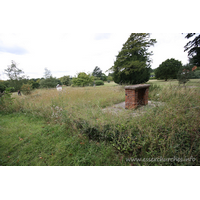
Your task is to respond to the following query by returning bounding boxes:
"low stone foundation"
[125,84,150,109]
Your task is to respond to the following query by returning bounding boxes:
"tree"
[59,76,71,86]
[184,33,200,66]
[155,58,182,81]
[28,79,40,89]
[101,73,107,81]
[177,64,193,86]
[4,60,27,91]
[107,76,113,82]
[92,66,103,79]
[39,77,61,88]
[72,72,94,87]
[109,33,156,84]
[0,83,6,93]
[44,68,52,79]
[21,83,32,95]
[40,68,61,88]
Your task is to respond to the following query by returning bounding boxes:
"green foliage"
[1,80,9,88]
[109,33,156,84]
[31,82,40,89]
[0,83,6,93]
[193,70,200,78]
[1,81,200,165]
[155,58,183,81]
[107,76,113,82]
[0,113,124,166]
[28,79,40,89]
[95,80,104,86]
[21,83,32,95]
[40,68,62,88]
[4,60,28,91]
[40,77,61,88]
[177,64,193,85]
[184,33,200,66]
[101,73,107,81]
[72,72,94,87]
[0,87,15,113]
[59,76,71,86]
[92,66,103,78]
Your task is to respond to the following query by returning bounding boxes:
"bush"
[31,82,40,89]
[0,83,6,93]
[0,87,15,113]
[40,77,61,88]
[59,76,71,86]
[95,80,104,86]
[177,64,193,85]
[21,84,32,95]
[72,72,94,87]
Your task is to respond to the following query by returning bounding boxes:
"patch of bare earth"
[102,101,164,117]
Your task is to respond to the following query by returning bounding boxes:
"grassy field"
[0,80,200,166]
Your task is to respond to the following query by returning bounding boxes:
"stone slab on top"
[124,84,151,90]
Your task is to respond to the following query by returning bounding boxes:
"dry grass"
[5,80,200,165]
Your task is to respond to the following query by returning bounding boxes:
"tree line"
[1,33,200,94]
[0,64,114,94]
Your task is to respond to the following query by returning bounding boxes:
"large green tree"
[92,66,103,80]
[155,58,182,81]
[109,33,156,84]
[184,33,200,66]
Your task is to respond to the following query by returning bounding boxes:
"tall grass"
[2,80,200,165]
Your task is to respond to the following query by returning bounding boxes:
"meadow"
[0,80,200,166]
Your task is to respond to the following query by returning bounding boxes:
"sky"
[0,0,197,81]
[0,33,190,80]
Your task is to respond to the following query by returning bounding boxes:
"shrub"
[21,84,32,95]
[177,64,193,85]
[95,80,104,86]
[0,83,6,93]
[59,76,71,86]
[31,82,40,89]
[40,77,61,88]
[0,87,15,113]
[72,72,94,87]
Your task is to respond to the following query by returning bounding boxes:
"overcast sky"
[0,33,190,80]
[0,0,197,81]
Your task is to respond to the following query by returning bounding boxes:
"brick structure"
[125,84,150,109]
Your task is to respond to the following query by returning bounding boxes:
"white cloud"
[0,33,190,80]
[149,33,189,68]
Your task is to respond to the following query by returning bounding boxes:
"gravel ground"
[102,101,164,116]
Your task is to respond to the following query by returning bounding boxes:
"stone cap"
[125,84,151,90]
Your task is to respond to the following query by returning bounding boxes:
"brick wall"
[125,84,150,109]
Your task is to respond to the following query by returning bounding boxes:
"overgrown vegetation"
[95,80,104,86]
[21,83,32,95]
[0,80,200,166]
